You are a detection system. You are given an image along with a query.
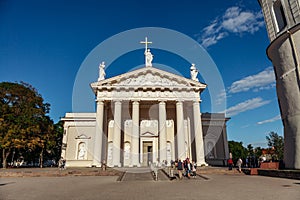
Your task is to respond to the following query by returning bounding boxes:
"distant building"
[258,0,300,169]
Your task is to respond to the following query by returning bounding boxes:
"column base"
[114,163,122,167]
[197,162,208,167]
[130,163,141,167]
[91,162,102,168]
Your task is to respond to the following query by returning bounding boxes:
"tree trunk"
[39,148,44,168]
[2,148,10,169]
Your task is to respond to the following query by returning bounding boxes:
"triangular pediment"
[140,131,157,137]
[91,66,206,92]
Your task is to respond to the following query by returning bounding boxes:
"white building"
[61,45,229,168]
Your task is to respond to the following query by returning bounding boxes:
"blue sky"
[0,0,282,147]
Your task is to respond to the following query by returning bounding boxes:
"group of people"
[228,156,263,173]
[227,158,243,172]
[173,158,197,180]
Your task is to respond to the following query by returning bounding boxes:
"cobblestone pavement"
[121,171,154,181]
[1,174,299,200]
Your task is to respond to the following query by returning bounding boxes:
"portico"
[89,66,207,167]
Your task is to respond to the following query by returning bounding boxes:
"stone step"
[197,167,245,175]
[121,171,154,181]
[157,169,171,181]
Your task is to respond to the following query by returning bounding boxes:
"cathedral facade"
[61,45,229,168]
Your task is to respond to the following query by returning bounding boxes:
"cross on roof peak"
[140,37,152,51]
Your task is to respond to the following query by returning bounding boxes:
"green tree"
[247,144,254,156]
[254,146,262,158]
[33,115,55,168]
[228,141,247,163]
[52,120,63,162]
[266,131,284,160]
[0,82,51,168]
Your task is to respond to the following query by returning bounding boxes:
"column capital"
[132,100,140,105]
[193,100,202,104]
[96,100,104,105]
[176,100,183,104]
[159,101,166,105]
[113,100,122,105]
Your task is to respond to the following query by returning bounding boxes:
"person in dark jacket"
[177,159,184,180]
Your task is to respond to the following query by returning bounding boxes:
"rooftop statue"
[140,37,153,67]
[145,49,153,67]
[98,61,106,81]
[190,63,199,81]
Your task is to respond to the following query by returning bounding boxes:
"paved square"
[1,174,299,200]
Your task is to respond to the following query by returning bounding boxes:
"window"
[273,0,287,32]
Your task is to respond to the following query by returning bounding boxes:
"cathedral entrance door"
[147,146,153,165]
[142,141,153,166]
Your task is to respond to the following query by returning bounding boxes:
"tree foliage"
[247,144,254,156]
[254,146,262,158]
[228,141,247,163]
[0,82,61,168]
[266,131,284,160]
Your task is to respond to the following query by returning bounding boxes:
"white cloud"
[228,67,275,94]
[251,141,268,148]
[225,97,271,117]
[215,89,227,105]
[257,115,281,125]
[241,124,250,128]
[198,6,264,48]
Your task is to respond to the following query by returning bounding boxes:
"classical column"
[193,101,206,166]
[92,100,104,167]
[131,101,140,167]
[176,101,185,160]
[159,101,167,163]
[113,101,122,167]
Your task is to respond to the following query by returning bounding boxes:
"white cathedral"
[61,38,230,168]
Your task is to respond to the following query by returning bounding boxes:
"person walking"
[177,159,184,180]
[186,159,192,178]
[237,158,243,173]
[191,161,197,178]
[228,158,233,170]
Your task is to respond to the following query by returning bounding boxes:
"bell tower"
[258,0,300,169]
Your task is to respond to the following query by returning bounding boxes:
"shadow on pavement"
[0,182,15,187]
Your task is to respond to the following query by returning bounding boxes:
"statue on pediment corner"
[190,63,199,82]
[98,61,106,81]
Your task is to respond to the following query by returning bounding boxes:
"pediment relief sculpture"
[115,73,189,87]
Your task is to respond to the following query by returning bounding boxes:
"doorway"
[143,141,153,166]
